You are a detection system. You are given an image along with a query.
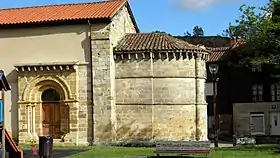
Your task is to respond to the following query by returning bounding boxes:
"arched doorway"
[41,88,61,139]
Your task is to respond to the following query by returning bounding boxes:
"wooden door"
[42,102,61,139]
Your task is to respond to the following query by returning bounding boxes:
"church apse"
[113,33,209,142]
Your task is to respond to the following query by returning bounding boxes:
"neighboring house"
[179,36,239,138]
[182,35,280,138]
[0,0,209,145]
[233,64,280,137]
[206,39,280,138]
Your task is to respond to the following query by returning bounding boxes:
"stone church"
[0,0,209,145]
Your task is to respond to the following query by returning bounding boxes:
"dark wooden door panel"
[42,102,61,138]
[53,104,61,138]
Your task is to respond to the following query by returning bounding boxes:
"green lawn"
[68,145,280,158]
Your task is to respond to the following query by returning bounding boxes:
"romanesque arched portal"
[15,63,79,144]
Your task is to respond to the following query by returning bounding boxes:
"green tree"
[151,30,172,36]
[184,31,192,37]
[152,30,166,33]
[193,25,204,37]
[224,0,280,66]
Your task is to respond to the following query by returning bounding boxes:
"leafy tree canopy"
[184,25,205,37]
[193,25,204,37]
[151,30,172,36]
[223,0,280,66]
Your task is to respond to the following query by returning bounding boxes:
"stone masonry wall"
[110,5,137,47]
[115,52,208,141]
[77,64,92,145]
[91,4,137,143]
[92,31,116,143]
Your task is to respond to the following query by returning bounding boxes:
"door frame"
[250,113,265,135]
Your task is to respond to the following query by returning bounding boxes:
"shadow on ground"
[216,145,280,151]
[213,144,280,155]
[23,149,89,158]
[147,156,207,158]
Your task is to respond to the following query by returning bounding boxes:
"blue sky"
[0,0,269,36]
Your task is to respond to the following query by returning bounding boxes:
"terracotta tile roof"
[207,47,230,62]
[0,0,126,25]
[207,39,246,62]
[230,39,246,50]
[114,33,208,53]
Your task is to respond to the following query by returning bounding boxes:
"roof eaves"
[0,0,118,11]
[114,48,210,53]
[109,0,140,33]
[125,2,140,33]
[0,0,124,26]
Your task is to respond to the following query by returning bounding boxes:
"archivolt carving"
[21,75,73,102]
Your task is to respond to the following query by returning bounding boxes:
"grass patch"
[70,146,154,157]
[18,144,280,158]
[68,144,280,158]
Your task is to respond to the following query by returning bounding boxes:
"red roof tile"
[0,0,126,25]
[207,47,230,62]
[114,33,208,52]
[207,39,246,62]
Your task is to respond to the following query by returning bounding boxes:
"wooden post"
[2,89,5,158]
[213,78,218,147]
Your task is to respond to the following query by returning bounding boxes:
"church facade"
[0,0,209,145]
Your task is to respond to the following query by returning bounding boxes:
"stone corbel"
[14,62,80,72]
[179,51,183,60]
[196,53,202,60]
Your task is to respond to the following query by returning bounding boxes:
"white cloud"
[168,0,236,11]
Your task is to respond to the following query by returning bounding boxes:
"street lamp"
[209,64,219,147]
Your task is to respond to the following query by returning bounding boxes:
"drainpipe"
[88,20,94,145]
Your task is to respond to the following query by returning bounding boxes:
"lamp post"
[209,64,219,147]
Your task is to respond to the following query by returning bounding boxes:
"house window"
[271,83,280,101]
[252,84,263,101]
[250,113,265,135]
[252,66,262,72]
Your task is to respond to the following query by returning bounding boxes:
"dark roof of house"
[114,33,208,53]
[176,36,232,47]
[0,0,139,32]
[175,36,247,62]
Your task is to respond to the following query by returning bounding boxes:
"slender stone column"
[18,103,29,144]
[195,53,208,141]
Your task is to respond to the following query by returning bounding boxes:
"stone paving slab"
[209,141,233,148]
[22,149,88,158]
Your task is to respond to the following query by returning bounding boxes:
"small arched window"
[41,88,60,101]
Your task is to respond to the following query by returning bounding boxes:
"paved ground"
[23,149,88,158]
[0,149,88,158]
[210,141,233,148]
